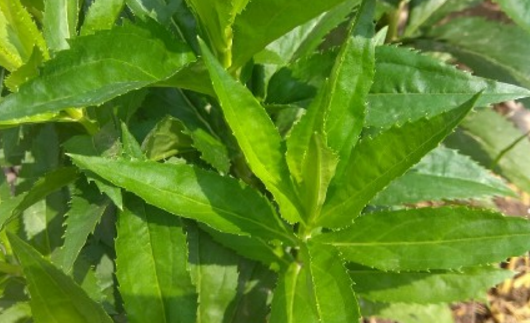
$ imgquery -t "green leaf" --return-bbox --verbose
[317,93,479,228]
[404,0,448,36]
[0,0,48,71]
[420,17,530,89]
[494,0,530,34]
[201,225,291,271]
[291,0,361,61]
[258,0,360,68]
[4,46,44,92]
[126,0,186,26]
[200,39,302,224]
[120,122,145,160]
[269,262,319,323]
[422,0,481,26]
[116,194,197,323]
[53,181,111,274]
[366,46,530,129]
[63,129,124,209]
[287,0,375,187]
[187,223,239,323]
[456,109,530,193]
[296,133,339,226]
[323,0,375,177]
[361,301,454,323]
[307,243,361,323]
[80,0,125,36]
[185,0,248,67]
[314,206,530,271]
[43,0,79,51]
[349,263,512,303]
[373,146,515,205]
[69,154,295,243]
[232,0,359,67]
[0,167,78,230]
[0,23,195,124]
[7,232,113,323]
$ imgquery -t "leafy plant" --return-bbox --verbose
[1,0,530,322]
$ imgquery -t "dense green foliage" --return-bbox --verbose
[1,0,530,322]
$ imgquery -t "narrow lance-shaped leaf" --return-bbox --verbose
[349,263,512,304]
[200,39,302,224]
[307,243,361,323]
[116,194,197,323]
[297,133,338,226]
[7,232,113,323]
[0,167,78,230]
[324,0,375,176]
[69,154,295,244]
[0,23,195,124]
[372,146,515,205]
[286,0,375,222]
[318,93,480,228]
[232,0,360,67]
[366,45,530,129]
[43,0,79,51]
[314,207,530,271]
[404,0,448,36]
[185,0,249,67]
[53,181,112,274]
[80,0,125,36]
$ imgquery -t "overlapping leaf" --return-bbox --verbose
[314,207,530,271]
[0,167,78,230]
[185,0,248,67]
[0,23,195,124]
[317,94,479,228]
[116,194,197,323]
[80,0,125,35]
[231,0,358,67]
[8,233,113,323]
[53,181,112,274]
[69,154,295,243]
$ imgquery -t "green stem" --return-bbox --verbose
[385,0,407,43]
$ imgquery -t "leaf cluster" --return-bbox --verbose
[0,0,530,322]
